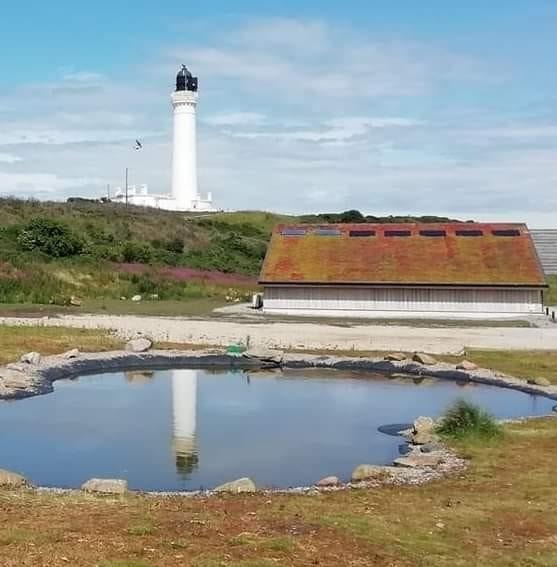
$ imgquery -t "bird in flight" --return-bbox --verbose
[134,139,143,150]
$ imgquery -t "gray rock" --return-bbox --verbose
[245,348,283,364]
[393,453,443,468]
[69,296,82,307]
[63,348,80,359]
[412,353,437,365]
[527,377,551,387]
[316,475,340,487]
[411,431,434,445]
[421,442,444,453]
[351,464,389,482]
[125,338,153,353]
[131,294,142,302]
[81,478,128,494]
[213,477,256,494]
[384,352,407,361]
[20,351,41,365]
[413,416,435,434]
[456,360,478,371]
[0,468,29,488]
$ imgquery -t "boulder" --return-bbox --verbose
[69,296,82,307]
[456,360,478,371]
[412,353,437,365]
[393,453,443,468]
[244,348,283,364]
[411,430,434,445]
[63,348,80,359]
[420,441,444,453]
[125,338,152,353]
[384,352,407,361]
[20,352,41,365]
[316,476,340,487]
[81,478,128,495]
[527,377,551,387]
[0,468,29,488]
[214,477,256,494]
[131,294,142,302]
[413,416,435,434]
[351,464,389,482]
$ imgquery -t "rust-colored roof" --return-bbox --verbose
[259,223,547,287]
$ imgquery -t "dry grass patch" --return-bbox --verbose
[0,325,122,365]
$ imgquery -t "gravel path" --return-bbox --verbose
[1,314,557,354]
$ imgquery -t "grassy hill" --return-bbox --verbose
[0,199,295,306]
[0,198,554,310]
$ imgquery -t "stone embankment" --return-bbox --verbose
[1,343,557,403]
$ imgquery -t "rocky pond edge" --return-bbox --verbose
[0,343,555,496]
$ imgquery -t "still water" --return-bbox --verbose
[0,368,553,490]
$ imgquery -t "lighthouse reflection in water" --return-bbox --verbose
[171,369,199,476]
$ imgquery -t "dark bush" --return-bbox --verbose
[121,241,152,263]
[17,218,83,257]
[437,399,502,440]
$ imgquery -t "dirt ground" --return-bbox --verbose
[0,418,556,567]
[1,313,557,355]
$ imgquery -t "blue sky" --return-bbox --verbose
[1,1,556,225]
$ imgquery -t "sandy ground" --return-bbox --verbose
[1,314,557,354]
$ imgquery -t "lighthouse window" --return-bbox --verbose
[281,228,306,236]
[492,229,521,237]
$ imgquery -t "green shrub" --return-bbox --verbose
[436,399,502,440]
[17,218,83,258]
[120,241,152,263]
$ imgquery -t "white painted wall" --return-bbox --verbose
[263,285,543,317]
[171,90,198,210]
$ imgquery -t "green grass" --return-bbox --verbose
[436,400,503,441]
[546,275,557,305]
[440,348,557,384]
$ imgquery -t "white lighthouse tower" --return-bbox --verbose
[170,65,214,211]
[111,65,215,211]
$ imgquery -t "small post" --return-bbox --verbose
[546,307,550,316]
[125,167,129,206]
[552,311,555,322]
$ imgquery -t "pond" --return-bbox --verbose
[0,368,554,491]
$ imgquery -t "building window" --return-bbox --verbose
[419,230,446,237]
[314,229,341,236]
[455,229,483,237]
[349,230,376,237]
[281,228,306,236]
[492,229,521,237]
[384,230,411,237]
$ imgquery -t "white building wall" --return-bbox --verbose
[263,286,543,317]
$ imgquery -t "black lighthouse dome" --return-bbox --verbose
[176,65,198,92]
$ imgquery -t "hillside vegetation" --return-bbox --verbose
[0,199,463,306]
[1,198,554,308]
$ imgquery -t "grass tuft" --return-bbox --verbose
[437,399,503,441]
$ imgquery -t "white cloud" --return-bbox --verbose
[0,153,22,164]
[0,17,554,227]
[204,112,266,127]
